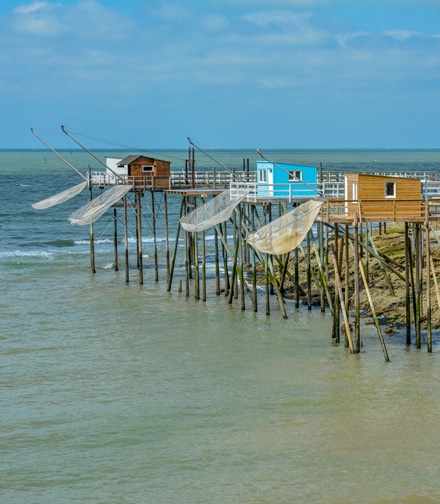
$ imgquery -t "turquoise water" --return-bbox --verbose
[2,149,440,503]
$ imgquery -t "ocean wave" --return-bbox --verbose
[23,239,77,248]
[0,250,55,259]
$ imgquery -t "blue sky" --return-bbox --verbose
[1,0,440,149]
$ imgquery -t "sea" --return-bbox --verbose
[2,148,440,504]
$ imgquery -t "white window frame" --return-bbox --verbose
[288,170,302,181]
[384,181,396,198]
[258,169,267,183]
[142,165,154,173]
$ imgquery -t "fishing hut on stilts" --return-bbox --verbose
[31,129,440,360]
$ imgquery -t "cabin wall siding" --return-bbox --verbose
[345,173,423,220]
[126,156,171,188]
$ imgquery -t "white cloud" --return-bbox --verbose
[2,0,440,148]
[12,1,62,36]
[383,29,420,41]
[13,1,55,15]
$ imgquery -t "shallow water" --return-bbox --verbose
[2,149,440,503]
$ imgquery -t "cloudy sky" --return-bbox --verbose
[1,0,440,149]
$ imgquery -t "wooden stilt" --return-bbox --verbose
[228,237,240,304]
[252,242,258,312]
[333,224,340,343]
[267,258,288,319]
[113,207,119,272]
[331,244,354,353]
[184,229,190,297]
[353,217,361,353]
[430,255,440,312]
[151,191,158,282]
[307,231,312,310]
[194,230,200,300]
[359,259,390,362]
[265,254,270,316]
[425,222,432,352]
[237,206,245,311]
[123,194,129,284]
[202,229,207,302]
[214,227,221,295]
[405,223,411,345]
[167,198,184,292]
[136,192,144,285]
[164,191,170,283]
[222,221,230,296]
[294,247,300,309]
[318,221,325,312]
[88,170,96,274]
[415,223,422,349]
[344,224,349,312]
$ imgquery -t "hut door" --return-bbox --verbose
[268,167,274,197]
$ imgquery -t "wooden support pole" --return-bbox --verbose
[353,217,361,353]
[184,229,189,297]
[113,207,119,272]
[415,223,422,349]
[228,236,240,304]
[136,192,144,285]
[222,221,230,296]
[202,229,207,302]
[430,255,440,312]
[252,243,258,312]
[251,204,258,312]
[167,198,184,292]
[88,168,96,274]
[318,221,325,312]
[123,195,129,284]
[307,231,312,310]
[425,222,432,352]
[332,224,340,343]
[405,223,411,345]
[344,224,350,312]
[214,227,221,295]
[359,259,390,362]
[294,247,300,309]
[238,206,245,311]
[265,254,270,316]
[267,258,288,319]
[164,191,170,283]
[194,230,200,300]
[331,244,354,353]
[151,191,158,282]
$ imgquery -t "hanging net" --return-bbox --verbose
[69,184,131,226]
[32,182,87,209]
[180,188,250,232]
[246,199,323,255]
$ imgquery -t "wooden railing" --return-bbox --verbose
[320,198,440,223]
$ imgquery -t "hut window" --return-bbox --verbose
[259,170,266,183]
[384,181,396,198]
[288,170,302,181]
[142,165,154,173]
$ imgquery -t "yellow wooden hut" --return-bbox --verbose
[344,173,423,222]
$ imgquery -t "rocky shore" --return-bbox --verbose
[280,223,440,332]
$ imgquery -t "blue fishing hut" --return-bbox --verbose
[256,161,319,200]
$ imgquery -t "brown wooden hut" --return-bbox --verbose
[344,173,423,222]
[118,155,171,189]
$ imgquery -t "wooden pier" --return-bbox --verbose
[70,155,440,359]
